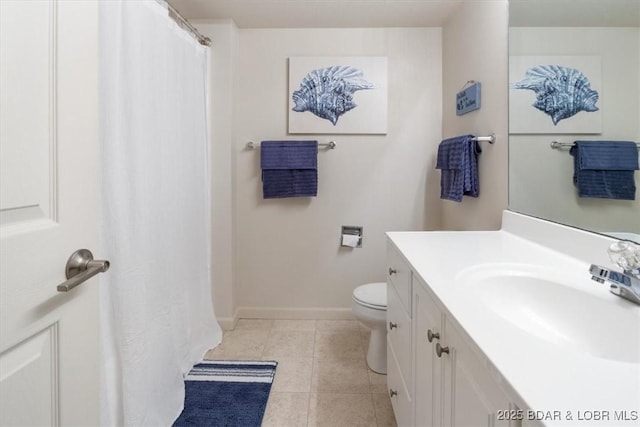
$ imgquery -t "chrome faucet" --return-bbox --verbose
[590,241,640,305]
[590,264,640,305]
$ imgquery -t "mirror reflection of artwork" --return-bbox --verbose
[509,56,602,134]
[288,56,388,134]
[514,65,599,125]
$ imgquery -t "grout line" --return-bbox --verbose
[261,323,273,360]
[370,392,380,427]
[306,323,318,427]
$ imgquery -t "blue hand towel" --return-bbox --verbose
[435,135,481,202]
[260,141,318,199]
[570,141,639,200]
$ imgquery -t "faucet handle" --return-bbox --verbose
[607,241,640,271]
[589,264,608,284]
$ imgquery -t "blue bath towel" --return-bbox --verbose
[570,141,639,200]
[435,135,481,202]
[260,141,318,199]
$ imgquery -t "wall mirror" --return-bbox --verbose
[508,0,640,242]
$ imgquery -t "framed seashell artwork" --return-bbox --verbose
[509,55,602,134]
[288,56,388,134]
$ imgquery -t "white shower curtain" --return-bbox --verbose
[99,1,222,425]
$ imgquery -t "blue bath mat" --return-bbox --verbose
[173,360,277,427]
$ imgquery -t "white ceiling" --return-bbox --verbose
[509,0,640,27]
[168,0,465,28]
[169,0,640,29]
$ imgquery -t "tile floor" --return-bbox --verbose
[204,319,398,427]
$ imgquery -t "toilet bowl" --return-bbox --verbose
[351,282,387,374]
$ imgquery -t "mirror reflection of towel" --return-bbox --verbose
[435,135,481,202]
[260,141,318,199]
[570,141,639,200]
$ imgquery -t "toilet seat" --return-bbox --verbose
[352,282,387,311]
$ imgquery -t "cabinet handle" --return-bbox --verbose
[427,329,439,342]
[388,267,397,276]
[436,343,450,357]
[389,389,398,398]
[389,321,398,330]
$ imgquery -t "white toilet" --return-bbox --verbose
[351,282,387,374]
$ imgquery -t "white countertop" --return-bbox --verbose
[387,211,640,427]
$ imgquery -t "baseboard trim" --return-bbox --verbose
[234,306,355,321]
[216,307,240,330]
[216,316,237,331]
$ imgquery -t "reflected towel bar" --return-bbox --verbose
[246,141,336,150]
[473,134,495,144]
[551,141,640,150]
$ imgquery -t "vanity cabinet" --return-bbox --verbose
[387,245,414,427]
[388,241,518,427]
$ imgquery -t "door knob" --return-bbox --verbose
[57,249,110,292]
[427,329,439,342]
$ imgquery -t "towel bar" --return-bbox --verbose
[246,141,336,150]
[472,134,495,144]
[551,141,640,150]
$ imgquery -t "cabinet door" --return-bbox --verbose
[441,318,511,427]
[388,284,413,392]
[388,341,414,427]
[414,280,443,427]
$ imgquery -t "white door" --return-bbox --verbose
[0,1,101,425]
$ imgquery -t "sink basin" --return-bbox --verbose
[456,264,640,364]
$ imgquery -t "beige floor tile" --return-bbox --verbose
[207,319,397,426]
[272,319,317,331]
[311,357,371,393]
[368,370,388,394]
[267,357,313,393]
[360,330,372,358]
[233,318,274,330]
[314,330,365,360]
[204,329,269,360]
[262,330,316,358]
[358,321,371,332]
[308,393,377,427]
[262,392,310,427]
[316,319,361,331]
[372,393,398,427]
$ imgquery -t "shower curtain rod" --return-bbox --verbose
[163,1,212,46]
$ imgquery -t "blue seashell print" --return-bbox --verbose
[513,65,599,125]
[292,65,375,125]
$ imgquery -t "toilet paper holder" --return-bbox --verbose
[341,226,363,248]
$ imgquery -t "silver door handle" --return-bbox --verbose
[57,249,110,292]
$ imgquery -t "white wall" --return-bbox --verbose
[509,27,640,234]
[233,28,442,318]
[441,0,509,230]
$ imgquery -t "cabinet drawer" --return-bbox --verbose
[387,340,413,427]
[387,244,412,315]
[387,284,413,392]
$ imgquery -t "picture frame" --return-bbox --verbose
[288,56,388,134]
